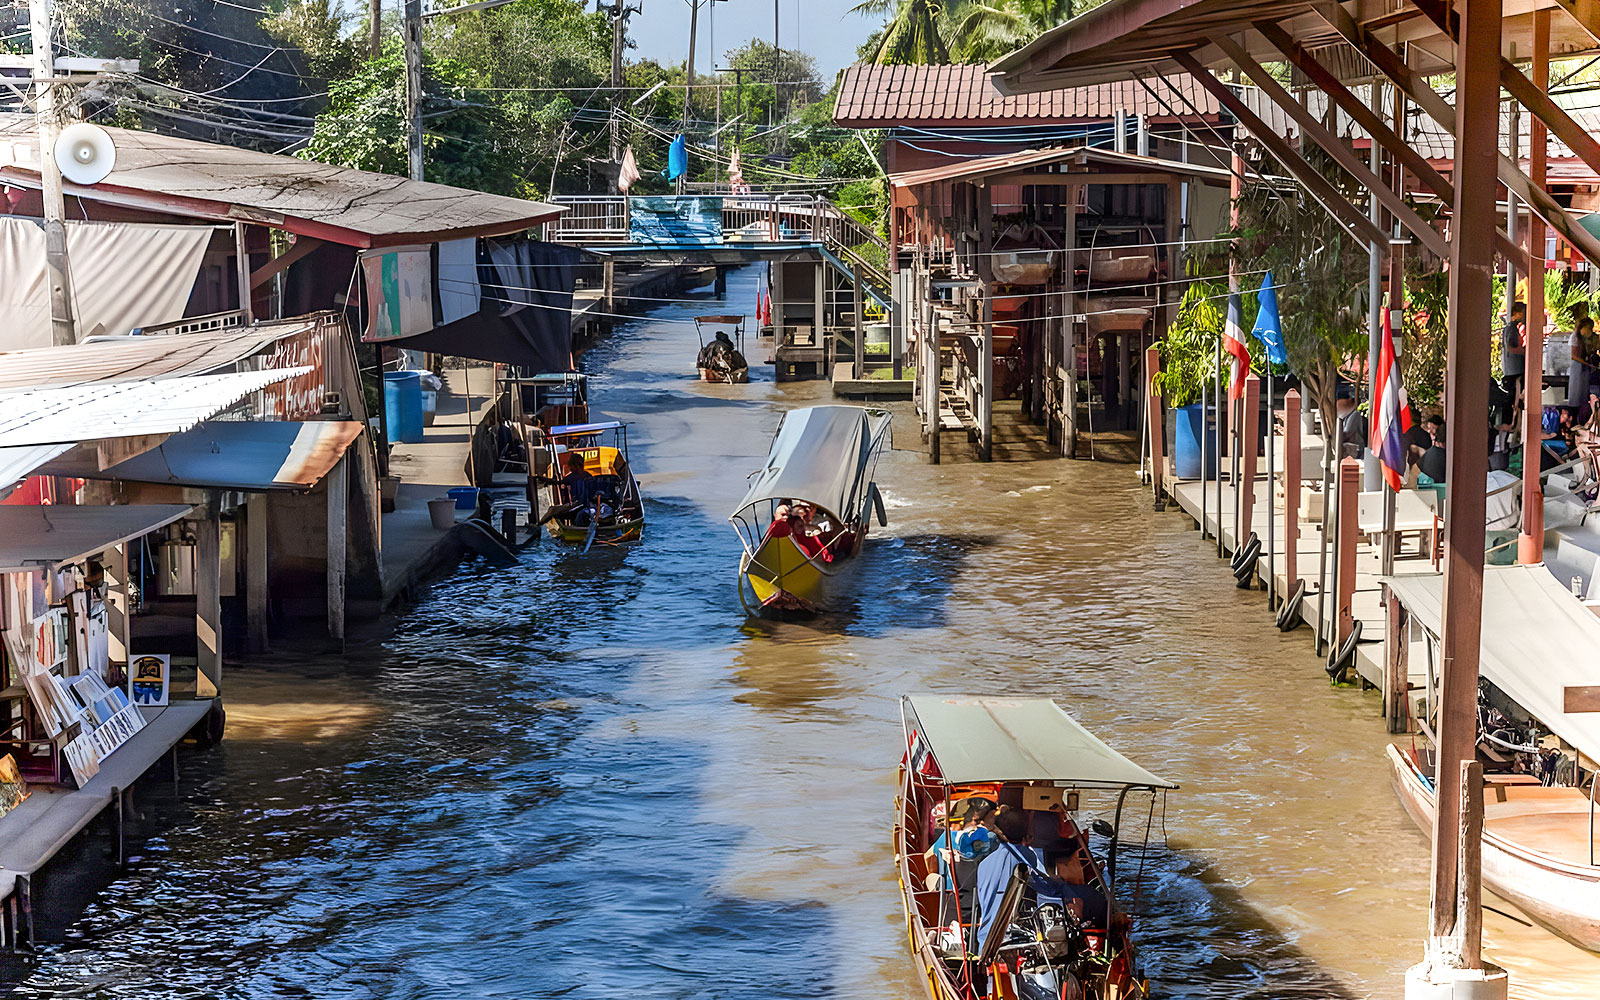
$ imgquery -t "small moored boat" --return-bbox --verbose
[541,421,644,550]
[730,405,891,613]
[897,696,1176,1000]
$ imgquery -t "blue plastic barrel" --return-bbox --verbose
[1173,402,1218,480]
[383,370,425,444]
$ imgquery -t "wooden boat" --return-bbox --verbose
[542,421,644,549]
[1388,743,1600,952]
[896,696,1176,1000]
[730,405,891,613]
[694,314,750,383]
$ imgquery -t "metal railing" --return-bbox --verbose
[546,193,887,259]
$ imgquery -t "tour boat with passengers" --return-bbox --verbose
[729,405,891,613]
[541,420,644,550]
[693,314,750,383]
[897,695,1176,1000]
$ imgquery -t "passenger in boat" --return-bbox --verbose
[788,502,833,562]
[973,806,1074,948]
[699,331,735,369]
[925,796,997,884]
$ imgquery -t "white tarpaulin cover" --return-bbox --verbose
[0,218,211,350]
[1385,566,1600,761]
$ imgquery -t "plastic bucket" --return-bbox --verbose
[428,497,456,530]
[1173,403,1218,480]
[447,486,479,511]
[383,371,425,443]
[421,389,439,426]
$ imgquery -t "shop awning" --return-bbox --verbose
[888,145,1233,190]
[0,367,311,449]
[40,420,364,490]
[0,503,191,573]
[1385,566,1600,763]
[0,321,312,391]
[905,695,1176,789]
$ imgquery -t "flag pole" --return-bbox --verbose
[1201,375,1211,539]
[1215,336,1225,558]
[1267,369,1276,608]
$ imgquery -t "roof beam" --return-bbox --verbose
[1313,1,1600,269]
[1172,50,1390,248]
[1550,0,1600,48]
[249,237,324,290]
[1207,30,1449,259]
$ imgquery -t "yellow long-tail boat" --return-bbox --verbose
[730,405,891,613]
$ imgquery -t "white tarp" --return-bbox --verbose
[0,218,212,349]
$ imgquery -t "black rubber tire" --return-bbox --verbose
[1276,580,1306,631]
[1327,619,1363,679]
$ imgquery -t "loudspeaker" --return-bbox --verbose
[54,123,117,185]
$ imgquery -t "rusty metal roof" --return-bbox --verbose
[0,504,193,574]
[0,114,563,249]
[41,419,364,491]
[989,0,1599,95]
[0,320,311,391]
[834,64,1221,127]
[888,145,1233,189]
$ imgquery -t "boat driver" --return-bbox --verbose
[536,451,597,525]
[699,331,735,369]
[973,806,1076,948]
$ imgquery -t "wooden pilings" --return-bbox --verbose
[1284,390,1302,598]
[1146,346,1165,503]
[1336,457,1360,645]
[1240,375,1261,548]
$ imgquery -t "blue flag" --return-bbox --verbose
[1251,270,1289,366]
[665,135,687,181]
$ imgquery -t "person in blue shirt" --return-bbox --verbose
[926,796,997,882]
[974,805,1076,950]
[537,451,597,525]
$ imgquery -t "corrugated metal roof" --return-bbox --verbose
[0,114,563,249]
[833,64,1221,127]
[0,321,311,391]
[60,419,364,490]
[0,503,192,574]
[0,367,310,448]
[0,443,72,492]
[889,145,1233,189]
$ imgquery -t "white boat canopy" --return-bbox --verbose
[731,405,891,519]
[1385,566,1600,763]
[905,695,1177,789]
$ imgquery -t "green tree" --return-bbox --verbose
[853,0,951,65]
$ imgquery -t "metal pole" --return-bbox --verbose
[1201,376,1211,538]
[1520,9,1551,565]
[1267,372,1276,606]
[30,0,76,346]
[404,0,424,182]
[1364,80,1384,492]
[683,0,698,129]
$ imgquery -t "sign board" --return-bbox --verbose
[361,246,434,342]
[130,653,170,707]
[0,754,27,820]
[259,324,328,419]
[628,196,724,246]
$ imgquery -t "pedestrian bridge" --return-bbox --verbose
[546,194,888,298]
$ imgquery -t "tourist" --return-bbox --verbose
[1571,317,1597,408]
[1334,385,1366,460]
[1500,301,1527,431]
[1419,420,1447,486]
[1048,852,1110,927]
[926,796,998,883]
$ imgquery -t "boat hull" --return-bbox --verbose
[740,531,861,612]
[548,516,644,546]
[1387,744,1600,952]
[699,367,749,384]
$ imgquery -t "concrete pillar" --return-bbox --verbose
[194,508,222,699]
[853,263,866,380]
[603,258,616,312]
[1285,390,1302,597]
[977,184,994,461]
[814,261,825,363]
[1336,457,1360,645]
[327,456,347,643]
[891,268,904,381]
[1146,345,1165,500]
[1240,374,1261,547]
[246,494,269,653]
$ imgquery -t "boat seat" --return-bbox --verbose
[938,857,981,932]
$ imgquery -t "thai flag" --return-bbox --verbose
[1370,299,1412,490]
[1223,290,1251,400]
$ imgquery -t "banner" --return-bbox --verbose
[629,196,724,246]
[361,246,435,342]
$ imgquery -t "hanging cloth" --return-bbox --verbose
[618,146,642,194]
[665,135,688,181]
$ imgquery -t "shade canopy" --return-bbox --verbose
[905,695,1176,789]
[550,421,624,438]
[1385,566,1600,764]
[731,405,892,519]
[0,504,191,573]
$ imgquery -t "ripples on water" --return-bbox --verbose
[11,266,1593,1000]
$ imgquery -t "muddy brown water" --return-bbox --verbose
[7,266,1598,999]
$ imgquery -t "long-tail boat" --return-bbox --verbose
[897,695,1176,1000]
[729,405,890,613]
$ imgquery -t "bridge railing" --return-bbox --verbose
[547,194,885,255]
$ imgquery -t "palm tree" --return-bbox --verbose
[946,0,1073,63]
[852,0,952,65]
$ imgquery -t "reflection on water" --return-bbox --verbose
[7,265,1596,999]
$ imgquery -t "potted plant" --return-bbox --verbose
[1155,275,1224,478]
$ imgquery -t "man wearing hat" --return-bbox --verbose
[923,796,998,888]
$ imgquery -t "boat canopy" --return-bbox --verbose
[694,315,745,324]
[1385,566,1600,763]
[732,405,891,519]
[905,695,1177,789]
[549,420,624,438]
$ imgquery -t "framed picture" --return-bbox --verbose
[130,654,169,707]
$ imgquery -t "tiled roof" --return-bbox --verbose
[832,64,1222,128]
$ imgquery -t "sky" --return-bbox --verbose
[626,0,878,83]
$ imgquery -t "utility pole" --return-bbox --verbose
[30,0,75,346]
[599,0,639,163]
[404,0,423,181]
[683,0,698,129]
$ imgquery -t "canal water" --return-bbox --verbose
[9,265,1600,999]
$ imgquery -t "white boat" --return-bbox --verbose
[1388,743,1600,951]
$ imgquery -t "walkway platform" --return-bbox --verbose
[0,699,213,942]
